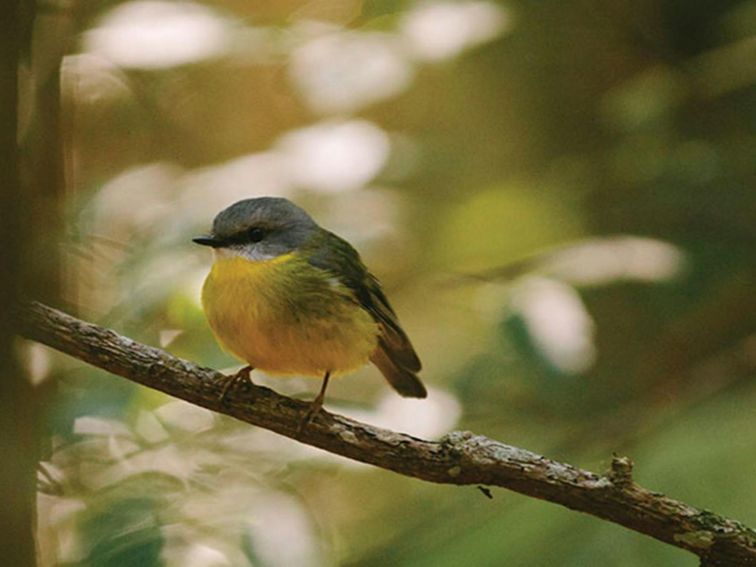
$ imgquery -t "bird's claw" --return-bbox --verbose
[219,366,253,404]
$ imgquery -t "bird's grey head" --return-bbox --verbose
[193,197,319,261]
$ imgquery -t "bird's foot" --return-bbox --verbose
[298,397,324,435]
[219,366,254,404]
[297,371,331,434]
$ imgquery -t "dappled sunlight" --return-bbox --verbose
[288,2,510,113]
[276,120,391,193]
[154,401,216,434]
[289,27,414,114]
[400,0,511,62]
[17,340,53,386]
[162,542,231,567]
[180,153,292,217]
[543,236,686,285]
[84,1,231,69]
[179,119,391,209]
[61,54,133,106]
[511,277,596,375]
[245,492,322,567]
[91,163,184,237]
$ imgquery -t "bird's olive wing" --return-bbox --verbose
[307,231,422,372]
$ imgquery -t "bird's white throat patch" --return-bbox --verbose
[213,246,279,262]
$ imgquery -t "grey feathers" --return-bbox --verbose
[209,197,319,259]
[212,197,317,238]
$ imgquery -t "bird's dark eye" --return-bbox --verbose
[247,227,266,243]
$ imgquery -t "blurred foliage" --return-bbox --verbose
[28,0,756,565]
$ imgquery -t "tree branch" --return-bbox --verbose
[17,301,756,566]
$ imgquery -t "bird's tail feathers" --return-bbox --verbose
[370,346,427,398]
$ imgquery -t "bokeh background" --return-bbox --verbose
[24,0,756,565]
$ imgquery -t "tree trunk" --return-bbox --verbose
[0,1,38,564]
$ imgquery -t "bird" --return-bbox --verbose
[193,197,426,426]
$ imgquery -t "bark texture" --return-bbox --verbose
[17,301,756,566]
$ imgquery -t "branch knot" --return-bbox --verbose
[607,455,634,488]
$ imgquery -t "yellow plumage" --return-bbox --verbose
[195,197,426,403]
[201,253,380,377]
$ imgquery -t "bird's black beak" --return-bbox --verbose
[192,235,224,248]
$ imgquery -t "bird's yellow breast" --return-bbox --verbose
[201,253,379,377]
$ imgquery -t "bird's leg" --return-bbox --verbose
[299,371,331,433]
[219,365,254,404]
